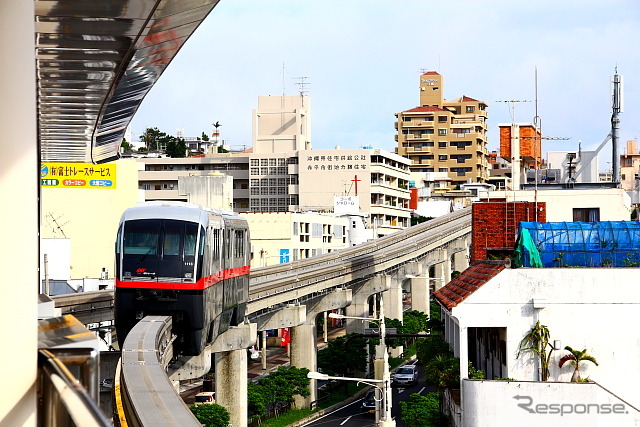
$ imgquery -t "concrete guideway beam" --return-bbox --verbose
[346,275,391,335]
[254,304,307,331]
[253,305,307,371]
[291,288,352,408]
[168,323,257,382]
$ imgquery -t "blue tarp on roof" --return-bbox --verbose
[515,221,640,267]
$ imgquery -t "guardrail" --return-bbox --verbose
[38,349,111,427]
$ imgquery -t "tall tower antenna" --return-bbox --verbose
[611,67,623,185]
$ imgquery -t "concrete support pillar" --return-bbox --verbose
[346,275,390,335]
[210,323,256,427]
[410,276,429,315]
[1,2,38,425]
[382,274,403,357]
[290,288,351,409]
[215,350,247,427]
[290,323,317,408]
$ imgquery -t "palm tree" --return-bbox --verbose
[558,346,598,382]
[517,321,553,381]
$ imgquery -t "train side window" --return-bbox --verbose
[198,226,206,256]
[235,230,244,258]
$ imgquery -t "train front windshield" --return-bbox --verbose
[120,219,202,281]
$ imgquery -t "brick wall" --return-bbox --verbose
[471,201,546,261]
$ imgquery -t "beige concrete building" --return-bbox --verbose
[252,95,311,153]
[621,140,640,191]
[136,147,411,236]
[396,72,489,186]
[245,212,349,268]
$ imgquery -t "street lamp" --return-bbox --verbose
[326,302,395,427]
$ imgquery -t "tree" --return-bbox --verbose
[247,381,267,421]
[140,127,164,151]
[201,132,210,141]
[517,321,554,381]
[257,365,310,408]
[416,335,451,366]
[120,137,133,153]
[189,403,230,427]
[424,354,459,389]
[400,392,443,427]
[558,346,598,382]
[165,136,187,158]
[317,334,368,377]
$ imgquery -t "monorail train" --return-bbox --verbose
[114,201,250,356]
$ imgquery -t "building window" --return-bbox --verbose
[573,208,600,222]
[439,168,448,172]
[403,116,411,121]
[250,168,259,175]
[250,159,259,166]
[466,106,475,113]
[438,142,447,148]
[260,159,268,166]
[439,155,448,161]
[424,116,434,121]
[438,129,447,135]
[251,179,259,186]
[438,116,448,123]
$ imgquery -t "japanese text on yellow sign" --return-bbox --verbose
[41,162,117,189]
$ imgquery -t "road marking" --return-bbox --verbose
[340,416,352,425]
[418,386,426,394]
[398,388,406,394]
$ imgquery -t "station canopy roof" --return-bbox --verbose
[35,0,220,163]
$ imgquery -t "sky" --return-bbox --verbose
[131,0,640,172]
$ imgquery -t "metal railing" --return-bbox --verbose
[38,349,111,427]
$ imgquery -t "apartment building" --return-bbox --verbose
[395,72,489,186]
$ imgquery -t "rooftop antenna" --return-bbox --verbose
[611,67,623,185]
[46,212,68,238]
[293,76,309,106]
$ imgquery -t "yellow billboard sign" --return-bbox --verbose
[41,162,117,189]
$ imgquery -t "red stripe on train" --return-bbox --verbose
[115,265,250,290]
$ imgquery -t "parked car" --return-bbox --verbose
[361,390,377,414]
[194,391,216,405]
[392,364,418,386]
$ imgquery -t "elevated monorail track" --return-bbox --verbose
[116,316,200,427]
[89,211,471,424]
[247,208,472,314]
